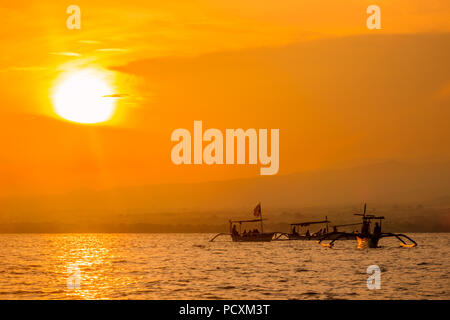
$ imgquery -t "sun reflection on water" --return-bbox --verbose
[0,233,447,299]
[57,235,112,299]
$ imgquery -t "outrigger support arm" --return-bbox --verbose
[272,232,290,240]
[209,233,231,242]
[380,232,418,247]
[316,232,350,248]
[316,232,418,248]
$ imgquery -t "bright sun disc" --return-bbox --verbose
[52,69,116,124]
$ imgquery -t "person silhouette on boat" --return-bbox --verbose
[292,226,298,235]
[254,228,259,234]
[361,220,370,237]
[333,226,338,232]
[374,222,381,237]
[232,225,238,236]
[305,229,310,237]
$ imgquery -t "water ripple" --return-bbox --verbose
[0,233,447,299]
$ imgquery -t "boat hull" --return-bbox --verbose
[288,232,356,241]
[356,235,380,248]
[232,233,274,242]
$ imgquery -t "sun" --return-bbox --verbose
[52,68,117,124]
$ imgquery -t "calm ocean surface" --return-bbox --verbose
[0,233,448,300]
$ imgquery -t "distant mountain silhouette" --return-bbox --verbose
[4,160,448,211]
[94,161,450,210]
[1,161,449,232]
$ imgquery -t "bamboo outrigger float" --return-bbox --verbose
[209,203,275,242]
[317,204,418,248]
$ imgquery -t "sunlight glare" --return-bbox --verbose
[52,68,116,124]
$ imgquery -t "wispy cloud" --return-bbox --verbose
[102,93,129,98]
[78,40,102,45]
[96,48,128,53]
[0,66,47,72]
[50,52,82,57]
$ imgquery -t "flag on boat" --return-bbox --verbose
[253,203,261,217]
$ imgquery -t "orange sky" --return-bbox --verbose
[0,0,450,196]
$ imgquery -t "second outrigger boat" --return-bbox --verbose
[286,218,331,240]
[273,217,356,241]
[273,216,355,241]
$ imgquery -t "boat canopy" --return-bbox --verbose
[354,214,385,220]
[332,222,362,227]
[290,220,330,227]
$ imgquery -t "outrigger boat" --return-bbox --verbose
[210,203,275,242]
[286,217,331,240]
[317,204,418,248]
[273,217,356,241]
[325,222,361,240]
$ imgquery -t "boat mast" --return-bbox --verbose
[260,202,264,233]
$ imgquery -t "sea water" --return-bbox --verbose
[0,233,448,299]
